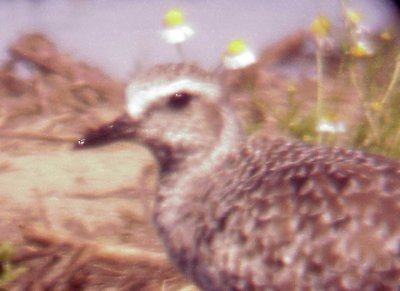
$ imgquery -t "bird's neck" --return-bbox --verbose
[159,105,243,188]
[153,106,243,261]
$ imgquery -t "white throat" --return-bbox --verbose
[205,105,243,170]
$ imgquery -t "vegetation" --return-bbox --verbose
[235,2,400,157]
[0,242,25,289]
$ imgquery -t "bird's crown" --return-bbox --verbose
[125,63,222,119]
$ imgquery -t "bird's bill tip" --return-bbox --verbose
[74,113,136,149]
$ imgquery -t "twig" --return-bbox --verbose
[34,190,53,230]
[0,131,77,143]
[22,226,170,268]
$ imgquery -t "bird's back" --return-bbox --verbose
[174,136,400,291]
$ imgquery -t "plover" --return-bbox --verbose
[76,63,400,290]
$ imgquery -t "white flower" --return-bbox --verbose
[316,119,346,133]
[223,39,256,70]
[162,25,194,44]
[161,8,194,44]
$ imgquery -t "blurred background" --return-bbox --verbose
[0,1,399,290]
[0,0,398,80]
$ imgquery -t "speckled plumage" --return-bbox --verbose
[77,63,400,291]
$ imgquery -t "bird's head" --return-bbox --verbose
[76,63,242,172]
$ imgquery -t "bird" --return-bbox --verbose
[76,63,400,291]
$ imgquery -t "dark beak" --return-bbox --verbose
[74,113,137,149]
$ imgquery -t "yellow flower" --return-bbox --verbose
[287,82,297,95]
[164,8,185,27]
[345,9,362,25]
[227,39,247,55]
[350,40,373,58]
[380,30,392,41]
[370,101,383,112]
[310,16,331,38]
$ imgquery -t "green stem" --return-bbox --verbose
[316,45,324,144]
[175,43,186,62]
[391,124,400,153]
[381,52,400,104]
[350,65,379,143]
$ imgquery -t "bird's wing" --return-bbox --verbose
[204,138,400,290]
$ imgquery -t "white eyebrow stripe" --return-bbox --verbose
[126,78,220,118]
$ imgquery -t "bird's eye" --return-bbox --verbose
[167,92,192,109]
